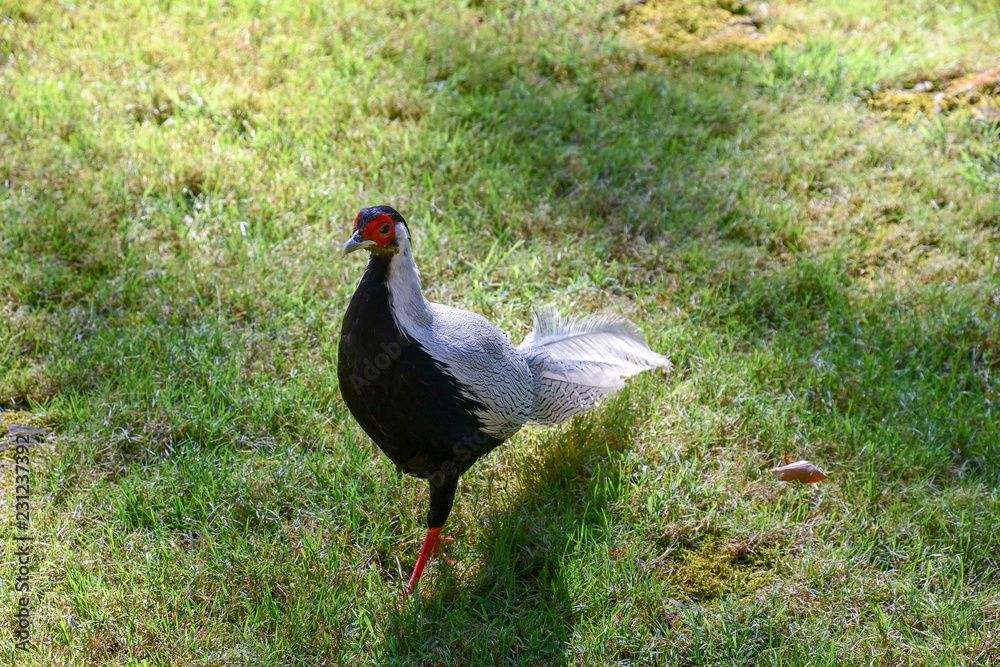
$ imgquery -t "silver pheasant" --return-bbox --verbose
[338,205,671,593]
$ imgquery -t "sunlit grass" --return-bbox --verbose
[1,0,999,663]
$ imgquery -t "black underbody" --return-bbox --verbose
[338,253,505,528]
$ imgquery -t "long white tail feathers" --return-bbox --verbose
[518,308,671,426]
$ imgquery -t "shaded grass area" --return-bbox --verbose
[1,0,999,663]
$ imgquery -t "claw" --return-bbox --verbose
[433,535,456,566]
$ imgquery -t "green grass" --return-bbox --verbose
[2,0,1000,663]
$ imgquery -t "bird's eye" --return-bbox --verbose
[379,224,391,235]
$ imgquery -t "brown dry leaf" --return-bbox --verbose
[770,460,828,484]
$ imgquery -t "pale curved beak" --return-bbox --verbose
[342,231,376,257]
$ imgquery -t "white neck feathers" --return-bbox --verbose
[385,222,432,333]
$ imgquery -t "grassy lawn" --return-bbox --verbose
[2,0,1000,663]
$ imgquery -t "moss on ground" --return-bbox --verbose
[0,409,46,431]
[622,0,791,58]
[667,540,777,599]
[865,68,1000,123]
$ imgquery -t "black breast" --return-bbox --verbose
[337,254,504,481]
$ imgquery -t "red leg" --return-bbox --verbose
[405,527,442,595]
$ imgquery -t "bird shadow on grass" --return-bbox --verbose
[381,387,654,665]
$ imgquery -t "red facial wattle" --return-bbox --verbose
[362,214,396,246]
